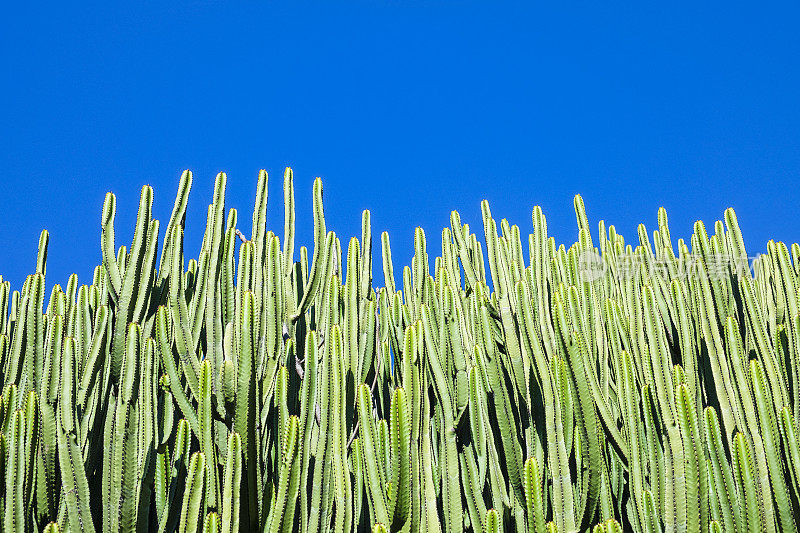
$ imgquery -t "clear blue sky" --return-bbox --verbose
[2,2,800,291]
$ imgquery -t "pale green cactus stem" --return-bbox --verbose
[420,303,462,533]
[5,409,27,532]
[778,407,800,505]
[167,225,201,399]
[282,418,304,533]
[484,508,501,533]
[307,322,343,532]
[105,185,157,383]
[460,438,488,533]
[56,338,94,533]
[388,387,411,531]
[282,167,295,281]
[553,289,602,529]
[740,275,790,411]
[275,365,289,481]
[733,432,763,533]
[360,209,373,301]
[376,233,395,306]
[107,323,144,533]
[201,172,228,379]
[203,512,220,533]
[749,359,796,531]
[155,306,199,434]
[723,315,774,524]
[221,432,242,533]
[401,325,423,531]
[523,456,546,533]
[411,227,428,311]
[179,452,206,533]
[76,305,108,411]
[292,177,326,322]
[35,229,49,278]
[266,415,300,533]
[197,360,220,512]
[234,290,259,531]
[345,237,361,407]
[250,170,267,316]
[704,406,741,533]
[100,191,123,302]
[154,444,170,526]
[357,383,389,526]
[676,383,704,533]
[298,331,318,533]
[158,170,193,281]
[38,312,62,523]
[640,490,658,533]
[42,522,60,533]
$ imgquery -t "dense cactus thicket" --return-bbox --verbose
[1,169,800,533]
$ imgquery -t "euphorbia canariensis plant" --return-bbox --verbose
[0,168,798,532]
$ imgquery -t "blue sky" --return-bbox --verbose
[2,2,799,291]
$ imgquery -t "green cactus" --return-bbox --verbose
[266,415,300,533]
[3,169,800,532]
[180,452,206,533]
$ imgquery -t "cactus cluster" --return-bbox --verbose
[1,168,799,532]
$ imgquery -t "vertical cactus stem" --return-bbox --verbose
[234,290,258,531]
[676,383,703,533]
[450,210,479,292]
[389,387,411,530]
[118,185,153,312]
[155,306,200,434]
[267,415,300,533]
[221,432,242,533]
[733,432,762,533]
[523,457,546,533]
[168,225,201,398]
[360,210,373,301]
[101,192,123,301]
[203,512,220,533]
[484,508,501,533]
[704,407,741,533]
[36,229,49,276]
[750,359,796,531]
[159,170,193,280]
[250,169,266,247]
[57,337,95,533]
[275,365,290,477]
[198,360,219,512]
[778,407,800,506]
[573,194,593,249]
[291,177,326,322]
[180,452,206,533]
[283,167,295,281]
[381,231,397,296]
[358,383,390,525]
[4,409,25,532]
[298,331,318,533]
[723,207,749,276]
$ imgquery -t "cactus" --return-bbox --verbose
[2,169,800,532]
